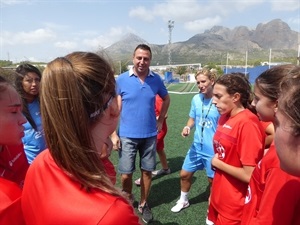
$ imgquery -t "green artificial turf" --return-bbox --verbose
[110,92,211,224]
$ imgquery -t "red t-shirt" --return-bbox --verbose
[155,95,167,150]
[260,121,271,131]
[0,178,25,225]
[241,142,300,225]
[22,150,140,225]
[0,144,29,188]
[210,109,265,221]
[101,158,116,185]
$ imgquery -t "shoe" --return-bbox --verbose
[171,200,190,212]
[206,217,214,225]
[138,202,153,224]
[134,178,141,186]
[152,168,171,176]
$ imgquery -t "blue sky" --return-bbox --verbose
[1,0,299,63]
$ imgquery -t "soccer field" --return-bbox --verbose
[110,93,211,225]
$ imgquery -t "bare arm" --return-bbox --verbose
[264,123,274,150]
[111,95,122,150]
[157,94,170,132]
[212,154,255,183]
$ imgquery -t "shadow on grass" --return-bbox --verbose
[151,177,182,207]
[151,221,180,225]
[149,156,210,209]
[189,183,210,205]
[152,155,185,179]
[166,156,185,173]
[150,176,210,208]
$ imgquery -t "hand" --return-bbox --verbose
[100,137,112,158]
[181,126,190,137]
[156,120,163,133]
[211,153,220,169]
[110,132,121,151]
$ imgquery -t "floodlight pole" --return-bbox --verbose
[168,20,174,67]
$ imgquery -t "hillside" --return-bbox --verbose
[104,19,299,65]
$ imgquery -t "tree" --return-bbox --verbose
[0,68,16,84]
[113,60,129,75]
[175,66,187,80]
[203,63,224,77]
[0,60,13,67]
[253,60,261,67]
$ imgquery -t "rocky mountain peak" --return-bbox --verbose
[105,19,299,65]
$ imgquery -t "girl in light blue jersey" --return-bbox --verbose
[171,68,220,225]
[15,64,46,164]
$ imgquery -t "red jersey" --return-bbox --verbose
[0,144,29,188]
[101,158,116,185]
[155,95,162,117]
[155,95,167,150]
[22,150,140,225]
[260,121,271,131]
[0,178,25,225]
[241,142,300,225]
[210,109,265,221]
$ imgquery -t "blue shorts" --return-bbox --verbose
[118,136,157,174]
[182,143,215,178]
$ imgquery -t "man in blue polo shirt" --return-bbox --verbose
[111,44,170,224]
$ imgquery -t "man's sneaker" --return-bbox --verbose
[152,168,171,176]
[138,202,153,223]
[134,178,141,186]
[171,200,189,213]
[206,217,214,225]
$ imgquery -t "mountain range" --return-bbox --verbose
[104,19,299,65]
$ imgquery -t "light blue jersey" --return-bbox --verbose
[189,93,219,152]
[182,93,220,176]
[23,99,46,164]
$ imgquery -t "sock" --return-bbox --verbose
[179,191,189,202]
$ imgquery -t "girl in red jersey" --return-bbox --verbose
[208,73,265,225]
[0,76,28,225]
[275,66,300,177]
[21,52,141,225]
[241,65,300,225]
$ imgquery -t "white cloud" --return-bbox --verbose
[127,0,265,32]
[128,0,265,23]
[1,28,56,45]
[184,16,222,32]
[82,26,136,49]
[129,6,155,22]
[54,41,77,50]
[132,0,205,22]
[0,0,30,6]
[289,17,300,25]
[43,22,69,30]
[232,0,264,11]
[2,0,299,63]
[152,1,198,21]
[271,0,300,11]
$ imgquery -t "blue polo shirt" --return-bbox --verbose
[116,68,168,138]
